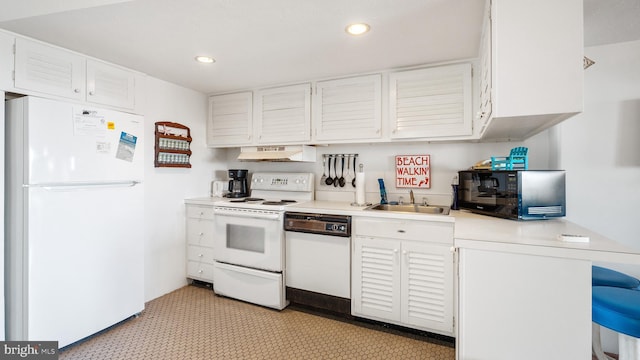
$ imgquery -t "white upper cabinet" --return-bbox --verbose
[86,60,135,110]
[207,92,253,147]
[476,2,492,131]
[313,75,382,142]
[14,37,85,101]
[12,36,142,112]
[480,0,583,140]
[389,63,472,139]
[0,31,15,90]
[255,83,311,145]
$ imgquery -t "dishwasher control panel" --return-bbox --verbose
[283,212,351,237]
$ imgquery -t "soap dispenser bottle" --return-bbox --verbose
[377,178,388,205]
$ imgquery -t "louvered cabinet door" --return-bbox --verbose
[207,92,253,147]
[255,83,311,145]
[389,63,472,139]
[352,236,401,323]
[14,37,85,101]
[314,75,382,142]
[86,60,135,110]
[401,241,454,334]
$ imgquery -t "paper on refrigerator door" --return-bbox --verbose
[73,108,107,137]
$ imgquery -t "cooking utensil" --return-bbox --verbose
[345,155,352,186]
[338,156,346,187]
[333,156,339,187]
[320,155,327,184]
[352,156,357,187]
[325,155,334,186]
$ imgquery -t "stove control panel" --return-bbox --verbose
[252,172,314,192]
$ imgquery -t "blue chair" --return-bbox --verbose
[593,265,640,289]
[491,146,528,170]
[592,286,640,360]
[592,266,640,360]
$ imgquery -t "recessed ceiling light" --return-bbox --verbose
[345,23,370,36]
[195,56,215,64]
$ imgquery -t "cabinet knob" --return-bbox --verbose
[397,229,406,233]
[89,91,95,96]
[198,269,203,273]
[74,88,81,93]
[199,232,204,236]
[198,253,203,257]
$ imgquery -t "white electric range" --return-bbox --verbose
[212,172,314,310]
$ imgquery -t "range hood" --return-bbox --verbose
[237,145,316,162]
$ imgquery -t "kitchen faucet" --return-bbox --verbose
[409,190,415,204]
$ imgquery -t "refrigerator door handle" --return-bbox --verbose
[26,181,142,191]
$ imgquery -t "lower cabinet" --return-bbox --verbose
[352,217,455,336]
[185,204,215,283]
[456,247,591,360]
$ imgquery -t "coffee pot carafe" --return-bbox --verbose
[227,169,249,198]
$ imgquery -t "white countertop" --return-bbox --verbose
[184,197,640,263]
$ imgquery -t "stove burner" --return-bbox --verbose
[262,200,297,206]
[228,197,264,203]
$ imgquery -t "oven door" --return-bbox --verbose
[213,206,284,272]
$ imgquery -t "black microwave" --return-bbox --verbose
[457,170,566,220]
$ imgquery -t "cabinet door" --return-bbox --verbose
[255,83,311,144]
[401,241,454,335]
[476,0,492,132]
[481,0,583,140]
[86,60,135,110]
[389,63,472,139]
[457,248,591,360]
[14,38,85,100]
[352,236,401,322]
[207,92,253,147]
[314,75,382,142]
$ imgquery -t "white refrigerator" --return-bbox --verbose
[5,96,145,348]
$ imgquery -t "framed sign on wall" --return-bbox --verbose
[395,154,430,188]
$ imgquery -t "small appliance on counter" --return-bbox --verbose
[457,170,566,220]
[226,169,249,198]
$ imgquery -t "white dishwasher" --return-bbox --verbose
[284,212,351,310]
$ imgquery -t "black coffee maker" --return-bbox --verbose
[227,169,249,198]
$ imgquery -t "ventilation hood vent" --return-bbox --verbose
[237,145,316,162]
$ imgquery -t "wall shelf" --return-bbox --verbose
[154,121,192,168]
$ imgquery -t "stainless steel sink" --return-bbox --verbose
[365,204,450,215]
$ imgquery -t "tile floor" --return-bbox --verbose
[59,284,455,359]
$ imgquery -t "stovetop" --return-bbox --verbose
[214,196,306,211]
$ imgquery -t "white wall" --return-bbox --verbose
[143,78,226,302]
[557,39,640,353]
[559,40,640,252]
[224,131,552,207]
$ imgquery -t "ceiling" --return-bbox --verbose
[0,0,639,95]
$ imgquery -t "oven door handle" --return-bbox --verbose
[214,207,281,220]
